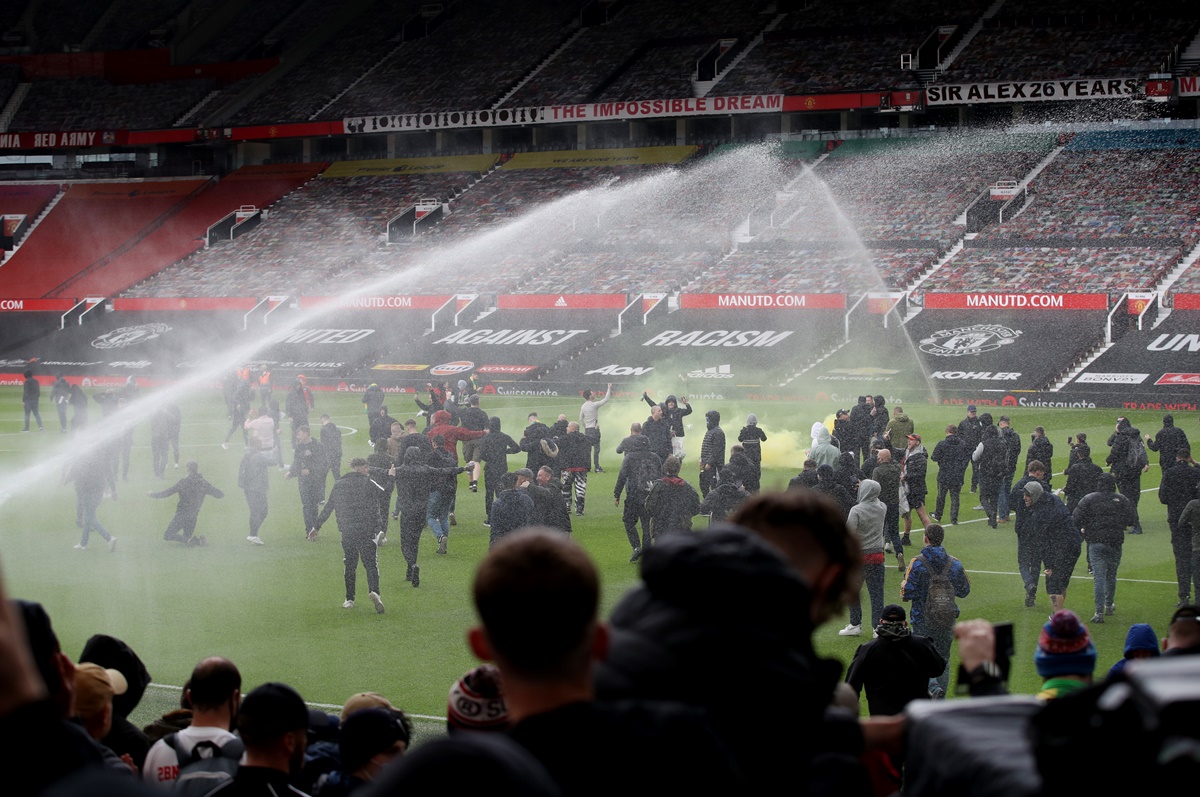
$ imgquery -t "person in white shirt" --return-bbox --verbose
[579,383,612,473]
[143,657,241,787]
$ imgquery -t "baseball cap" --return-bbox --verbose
[340,708,410,773]
[1024,481,1044,500]
[967,405,977,412]
[74,663,128,720]
[880,604,906,623]
[906,433,921,443]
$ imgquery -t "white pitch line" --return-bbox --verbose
[146,682,446,722]
[964,569,1179,585]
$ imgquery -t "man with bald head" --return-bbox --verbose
[872,447,904,568]
[143,656,243,787]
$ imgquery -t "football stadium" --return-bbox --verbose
[2,0,1200,792]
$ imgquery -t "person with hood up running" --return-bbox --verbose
[478,416,521,526]
[645,454,701,535]
[839,479,887,637]
[1106,416,1148,534]
[148,461,224,546]
[642,392,693,460]
[698,410,726,498]
[809,422,840,468]
[1146,414,1189,471]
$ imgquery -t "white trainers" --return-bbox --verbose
[884,542,894,553]
[369,592,385,614]
[221,442,229,450]
[374,531,386,547]
[73,543,87,550]
[342,600,354,609]
[107,536,117,553]
[247,536,265,545]
[838,624,862,636]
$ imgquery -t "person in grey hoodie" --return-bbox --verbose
[809,422,841,468]
[840,479,887,637]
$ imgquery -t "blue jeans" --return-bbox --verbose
[997,473,1015,520]
[79,495,112,547]
[912,621,954,697]
[1089,542,1122,612]
[426,491,451,540]
[849,563,885,629]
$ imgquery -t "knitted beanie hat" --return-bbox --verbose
[1035,610,1096,678]
[447,664,509,733]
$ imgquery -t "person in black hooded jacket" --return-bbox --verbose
[699,470,749,523]
[614,436,662,561]
[1106,417,1146,534]
[393,446,467,585]
[78,634,153,770]
[645,454,701,535]
[1146,413,1189,471]
[596,490,873,797]
[147,461,224,545]
[699,410,725,498]
[641,404,673,463]
[519,413,558,477]
[478,416,521,525]
[643,392,693,458]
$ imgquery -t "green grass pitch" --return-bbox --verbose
[0,387,1189,737]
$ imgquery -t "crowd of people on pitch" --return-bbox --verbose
[16,370,186,552]
[7,484,1200,797]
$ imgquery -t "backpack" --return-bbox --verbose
[917,554,959,629]
[1125,435,1148,472]
[629,455,661,495]
[166,733,244,796]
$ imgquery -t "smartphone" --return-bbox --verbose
[956,621,1013,694]
[993,621,1014,682]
